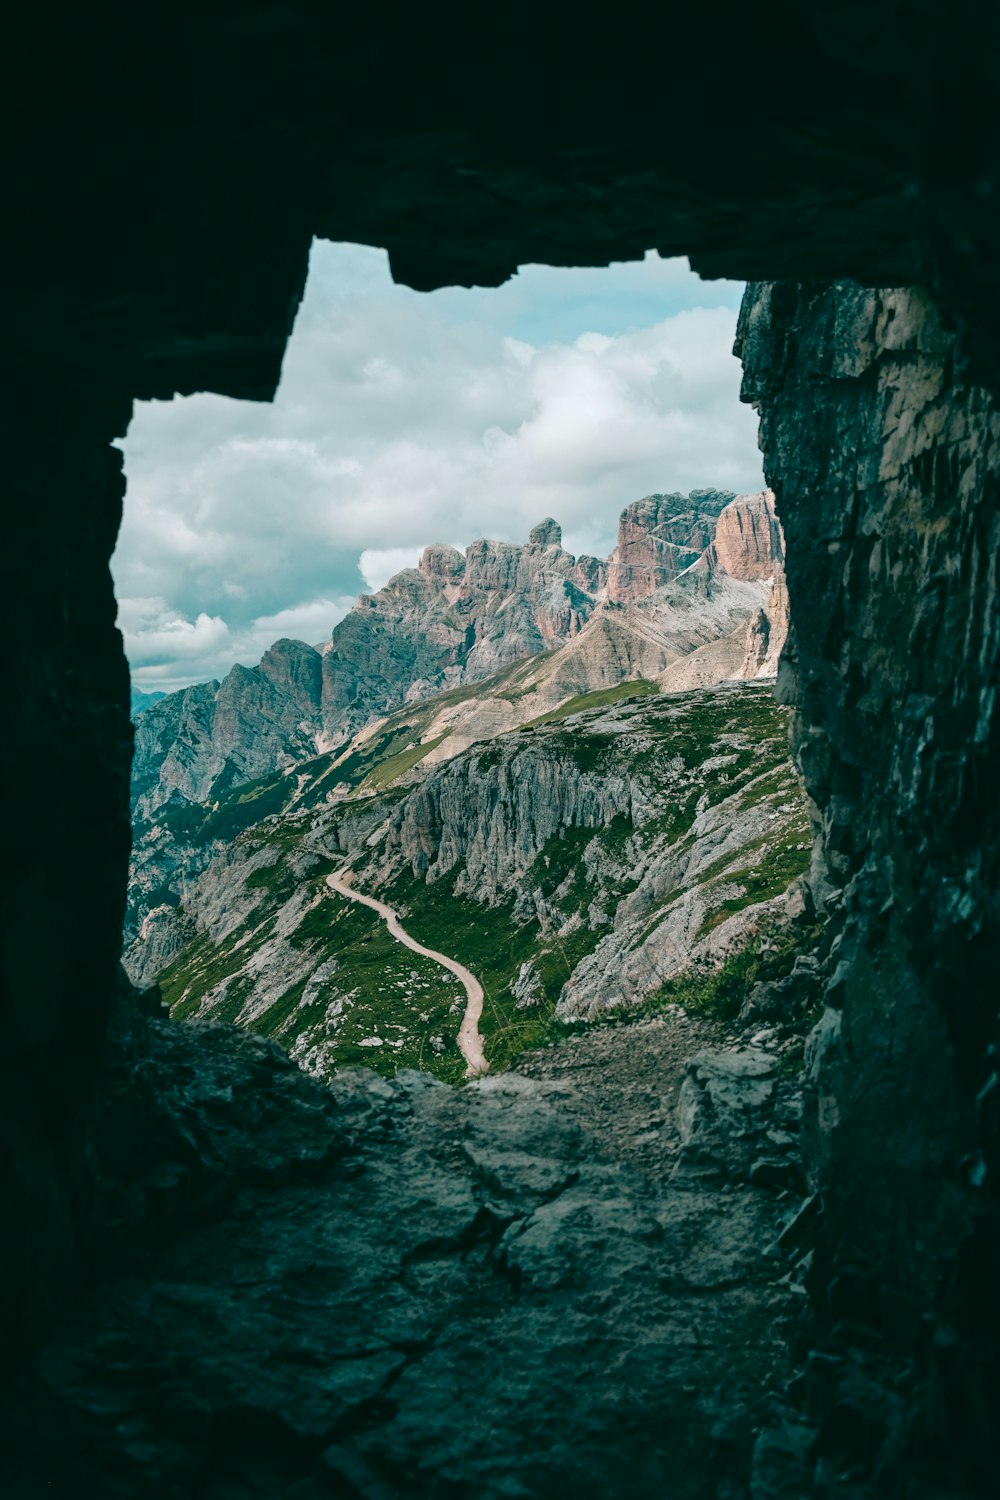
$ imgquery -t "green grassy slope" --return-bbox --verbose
[155,681,811,1083]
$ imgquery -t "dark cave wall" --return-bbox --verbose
[0,12,998,1472]
[0,381,134,1343]
[738,280,1000,1480]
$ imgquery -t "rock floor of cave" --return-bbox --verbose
[6,1014,804,1499]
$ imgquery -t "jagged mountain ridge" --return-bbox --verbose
[125,488,788,953]
[129,685,166,717]
[131,488,778,823]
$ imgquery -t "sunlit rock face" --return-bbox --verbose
[605,491,733,603]
[738,278,1000,1486]
[710,490,783,583]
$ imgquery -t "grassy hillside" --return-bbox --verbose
[155,681,811,1083]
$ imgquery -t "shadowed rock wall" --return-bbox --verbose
[2,10,999,1477]
[1,378,134,1341]
[738,281,1000,1489]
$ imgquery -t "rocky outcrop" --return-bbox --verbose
[529,516,562,547]
[737,278,1000,1492]
[315,529,600,742]
[131,639,323,820]
[709,489,783,582]
[738,573,790,680]
[605,490,733,603]
[123,902,193,989]
[1,1000,807,1499]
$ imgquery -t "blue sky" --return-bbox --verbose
[322,245,747,343]
[114,242,763,692]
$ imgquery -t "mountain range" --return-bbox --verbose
[123,486,810,1081]
[132,488,787,824]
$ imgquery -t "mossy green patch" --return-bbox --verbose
[385,868,602,1074]
[695,828,813,937]
[523,678,659,728]
[639,916,826,1028]
[360,733,449,790]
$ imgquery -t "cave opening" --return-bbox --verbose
[4,6,1000,1496]
[117,240,802,1093]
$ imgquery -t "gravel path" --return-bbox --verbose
[327,867,488,1075]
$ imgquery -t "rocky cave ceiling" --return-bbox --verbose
[5,0,999,403]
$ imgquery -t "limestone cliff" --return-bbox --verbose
[149,681,810,1081]
[131,639,324,820]
[708,488,783,582]
[605,489,733,603]
[318,521,596,738]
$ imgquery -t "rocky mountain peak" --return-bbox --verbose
[529,517,562,548]
[709,490,783,582]
[606,490,735,604]
[419,542,466,583]
[129,488,786,839]
[258,638,323,707]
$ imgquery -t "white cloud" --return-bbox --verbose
[113,242,762,692]
[121,595,355,691]
[359,547,424,593]
[118,600,231,672]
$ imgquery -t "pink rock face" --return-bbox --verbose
[605,492,730,604]
[711,490,784,582]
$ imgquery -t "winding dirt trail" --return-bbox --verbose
[326,869,488,1076]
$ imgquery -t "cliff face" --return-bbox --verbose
[149,681,810,1081]
[131,640,323,821]
[709,489,783,582]
[737,279,1000,1486]
[320,522,596,736]
[605,490,733,603]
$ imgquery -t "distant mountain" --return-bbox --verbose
[131,489,781,824]
[122,485,804,1080]
[125,489,789,954]
[130,686,166,717]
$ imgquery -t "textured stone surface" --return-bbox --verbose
[5,12,1000,1494]
[6,6,957,405]
[1,1007,804,1499]
[738,278,1000,1490]
[131,639,323,820]
[605,490,732,603]
[710,490,784,584]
